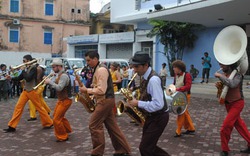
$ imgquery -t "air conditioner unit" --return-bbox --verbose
[13,19,20,25]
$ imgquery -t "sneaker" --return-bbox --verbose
[3,126,16,133]
[200,80,204,83]
[174,133,182,137]
[240,147,250,153]
[206,80,209,83]
[182,130,195,135]
[27,117,37,121]
[220,151,228,156]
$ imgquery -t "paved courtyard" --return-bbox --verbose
[1,80,250,156]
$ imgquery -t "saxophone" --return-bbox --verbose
[117,73,146,126]
[74,68,96,113]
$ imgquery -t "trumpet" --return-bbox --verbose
[33,72,55,90]
[12,58,44,70]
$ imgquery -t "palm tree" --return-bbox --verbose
[147,19,204,76]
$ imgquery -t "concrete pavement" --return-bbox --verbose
[1,80,250,156]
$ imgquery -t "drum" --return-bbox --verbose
[164,90,187,115]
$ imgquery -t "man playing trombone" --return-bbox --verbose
[3,55,53,133]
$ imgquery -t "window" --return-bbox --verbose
[45,0,54,16]
[44,29,53,44]
[9,27,19,43]
[77,9,81,14]
[10,0,19,13]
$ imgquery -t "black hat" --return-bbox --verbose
[130,52,151,65]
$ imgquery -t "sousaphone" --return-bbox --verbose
[213,25,248,104]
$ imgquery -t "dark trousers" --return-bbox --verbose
[140,112,170,156]
[202,68,210,79]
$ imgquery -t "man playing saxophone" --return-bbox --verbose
[215,63,250,156]
[79,51,131,156]
[3,55,53,133]
[127,52,170,156]
[44,58,72,142]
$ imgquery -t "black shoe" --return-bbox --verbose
[43,124,53,129]
[27,117,37,121]
[200,80,204,83]
[3,126,16,133]
[240,147,250,153]
[56,138,69,142]
[174,133,181,137]
[182,130,195,135]
[220,151,228,156]
[206,80,209,83]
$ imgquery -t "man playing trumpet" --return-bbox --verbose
[3,55,53,133]
[215,63,250,156]
[44,58,72,142]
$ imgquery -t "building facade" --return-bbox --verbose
[111,0,250,76]
[0,0,90,66]
[66,2,135,60]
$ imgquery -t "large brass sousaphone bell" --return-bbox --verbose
[164,84,188,115]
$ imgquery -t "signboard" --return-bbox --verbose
[67,35,98,45]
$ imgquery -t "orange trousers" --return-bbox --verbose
[176,94,195,135]
[53,98,72,140]
[29,85,51,118]
[8,90,53,128]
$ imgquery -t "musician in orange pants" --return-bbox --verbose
[45,58,72,142]
[3,55,53,133]
[172,60,195,137]
[28,85,51,121]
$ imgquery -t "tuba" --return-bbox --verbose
[213,25,248,104]
[117,73,146,126]
[74,68,96,113]
[164,84,188,115]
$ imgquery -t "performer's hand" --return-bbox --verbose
[79,86,87,93]
[44,78,51,84]
[128,98,138,107]
[214,72,222,78]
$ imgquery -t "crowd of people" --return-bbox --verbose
[1,50,250,156]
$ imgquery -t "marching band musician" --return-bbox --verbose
[27,64,51,121]
[127,52,170,156]
[44,58,72,142]
[3,55,53,133]
[79,51,131,156]
[172,60,195,137]
[215,63,250,156]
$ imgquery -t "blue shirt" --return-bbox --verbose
[138,67,167,113]
[203,56,211,69]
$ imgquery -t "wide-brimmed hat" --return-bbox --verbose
[130,52,151,65]
[50,58,64,66]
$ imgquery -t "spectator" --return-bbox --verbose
[190,64,199,81]
[200,52,212,83]
[159,63,168,86]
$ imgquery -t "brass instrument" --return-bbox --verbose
[74,68,95,113]
[33,72,55,90]
[214,25,248,104]
[12,58,44,70]
[117,73,146,126]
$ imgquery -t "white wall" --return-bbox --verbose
[0,51,51,67]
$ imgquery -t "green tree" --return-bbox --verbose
[147,19,204,76]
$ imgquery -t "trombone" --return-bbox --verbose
[12,58,44,70]
[33,72,55,90]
